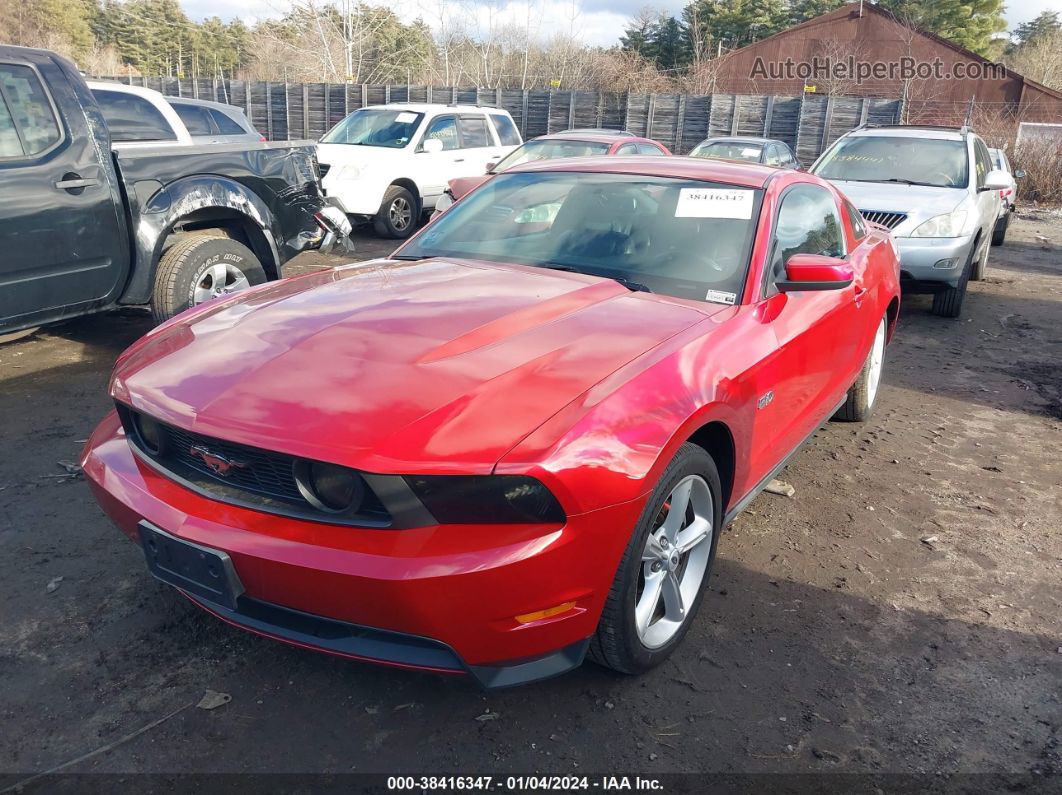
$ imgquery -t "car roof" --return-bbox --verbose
[846,127,965,141]
[532,132,649,145]
[165,96,246,115]
[364,103,508,115]
[86,80,163,99]
[505,155,777,188]
[699,136,776,145]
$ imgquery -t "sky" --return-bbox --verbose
[180,0,1062,48]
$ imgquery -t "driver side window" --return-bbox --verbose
[421,115,459,151]
[765,184,845,296]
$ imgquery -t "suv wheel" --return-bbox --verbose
[152,234,266,324]
[373,185,417,239]
[931,240,975,318]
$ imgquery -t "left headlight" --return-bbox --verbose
[404,475,565,524]
[434,190,454,214]
[911,208,968,238]
[295,460,366,513]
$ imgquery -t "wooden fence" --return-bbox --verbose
[103,77,904,162]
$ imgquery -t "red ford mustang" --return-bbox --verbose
[83,157,900,688]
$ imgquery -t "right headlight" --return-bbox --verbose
[911,209,968,238]
[404,475,565,524]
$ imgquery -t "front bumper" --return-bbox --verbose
[894,234,976,288]
[82,412,642,687]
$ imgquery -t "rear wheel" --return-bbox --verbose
[834,315,886,422]
[931,240,975,318]
[373,185,417,239]
[151,234,267,324]
[991,212,1008,247]
[589,443,721,675]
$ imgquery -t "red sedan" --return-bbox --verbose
[83,157,900,687]
[435,131,670,215]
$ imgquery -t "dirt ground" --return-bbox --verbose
[1,213,1060,790]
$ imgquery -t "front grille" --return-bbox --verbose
[859,210,908,230]
[164,423,304,502]
[117,405,389,526]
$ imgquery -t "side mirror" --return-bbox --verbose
[1013,168,1026,179]
[486,161,497,173]
[982,169,1010,191]
[420,138,443,154]
[777,254,854,292]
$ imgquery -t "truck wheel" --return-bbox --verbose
[931,242,974,318]
[373,185,417,239]
[990,213,1008,247]
[834,315,886,422]
[151,234,266,324]
[588,443,721,675]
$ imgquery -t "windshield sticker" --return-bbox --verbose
[742,148,760,157]
[705,289,737,304]
[395,112,418,123]
[676,188,754,219]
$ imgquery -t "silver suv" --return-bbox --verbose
[812,125,1007,318]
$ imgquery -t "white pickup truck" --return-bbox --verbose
[317,103,522,238]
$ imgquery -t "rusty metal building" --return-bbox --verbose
[711,2,1062,122]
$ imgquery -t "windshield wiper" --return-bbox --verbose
[540,264,652,293]
[869,177,943,187]
[391,254,425,261]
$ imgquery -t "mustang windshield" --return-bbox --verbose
[321,109,424,148]
[813,135,968,188]
[399,172,761,303]
[492,139,611,171]
[691,141,763,162]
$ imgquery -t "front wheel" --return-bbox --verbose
[373,185,417,239]
[931,240,975,318]
[834,314,886,422]
[589,443,721,675]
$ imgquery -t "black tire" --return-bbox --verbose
[373,185,417,239]
[834,314,887,422]
[151,234,267,324]
[588,443,722,675]
[991,213,1008,247]
[931,240,975,318]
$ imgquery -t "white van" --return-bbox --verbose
[317,103,522,238]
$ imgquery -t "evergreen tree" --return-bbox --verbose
[1012,11,1061,47]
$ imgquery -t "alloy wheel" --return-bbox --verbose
[192,263,251,305]
[866,317,886,408]
[636,475,714,649]
[389,196,412,231]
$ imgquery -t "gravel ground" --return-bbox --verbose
[1,213,1059,790]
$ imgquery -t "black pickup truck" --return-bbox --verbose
[0,45,350,332]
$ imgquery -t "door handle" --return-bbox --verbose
[854,286,868,302]
[452,158,465,163]
[55,176,99,191]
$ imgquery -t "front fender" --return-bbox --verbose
[495,311,762,517]
[119,175,283,305]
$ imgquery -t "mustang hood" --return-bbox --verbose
[112,259,710,473]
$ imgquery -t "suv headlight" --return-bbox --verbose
[911,209,968,238]
[434,190,454,214]
[331,164,360,181]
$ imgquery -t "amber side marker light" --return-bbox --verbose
[514,601,577,625]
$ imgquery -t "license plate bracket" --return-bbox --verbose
[138,521,244,610]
